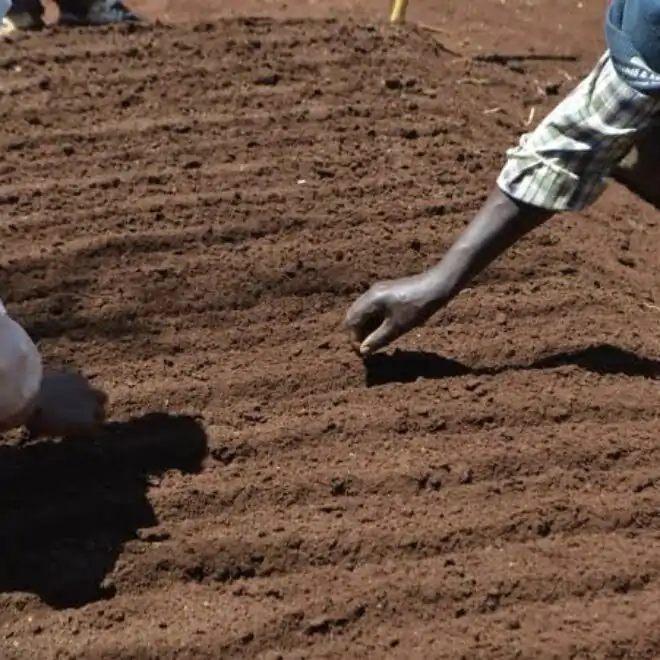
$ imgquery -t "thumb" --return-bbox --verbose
[359,317,399,356]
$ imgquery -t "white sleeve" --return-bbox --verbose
[0,302,43,424]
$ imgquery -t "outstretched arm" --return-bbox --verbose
[345,188,553,355]
[345,51,660,357]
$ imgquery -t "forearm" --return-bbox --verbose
[419,187,554,310]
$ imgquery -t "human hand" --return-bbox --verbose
[344,275,439,356]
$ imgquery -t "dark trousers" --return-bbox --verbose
[8,0,91,15]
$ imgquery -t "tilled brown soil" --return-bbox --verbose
[3,6,660,660]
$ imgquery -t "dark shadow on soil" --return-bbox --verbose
[363,344,660,387]
[0,412,208,609]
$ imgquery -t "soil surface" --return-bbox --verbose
[2,1,660,658]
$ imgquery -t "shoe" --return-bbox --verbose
[58,0,144,26]
[0,11,45,39]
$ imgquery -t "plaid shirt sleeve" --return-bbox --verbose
[497,52,660,212]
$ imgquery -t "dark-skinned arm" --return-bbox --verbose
[344,186,554,356]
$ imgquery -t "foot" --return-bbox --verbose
[0,11,45,40]
[58,0,144,26]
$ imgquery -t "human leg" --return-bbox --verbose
[56,0,143,25]
[1,0,45,38]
